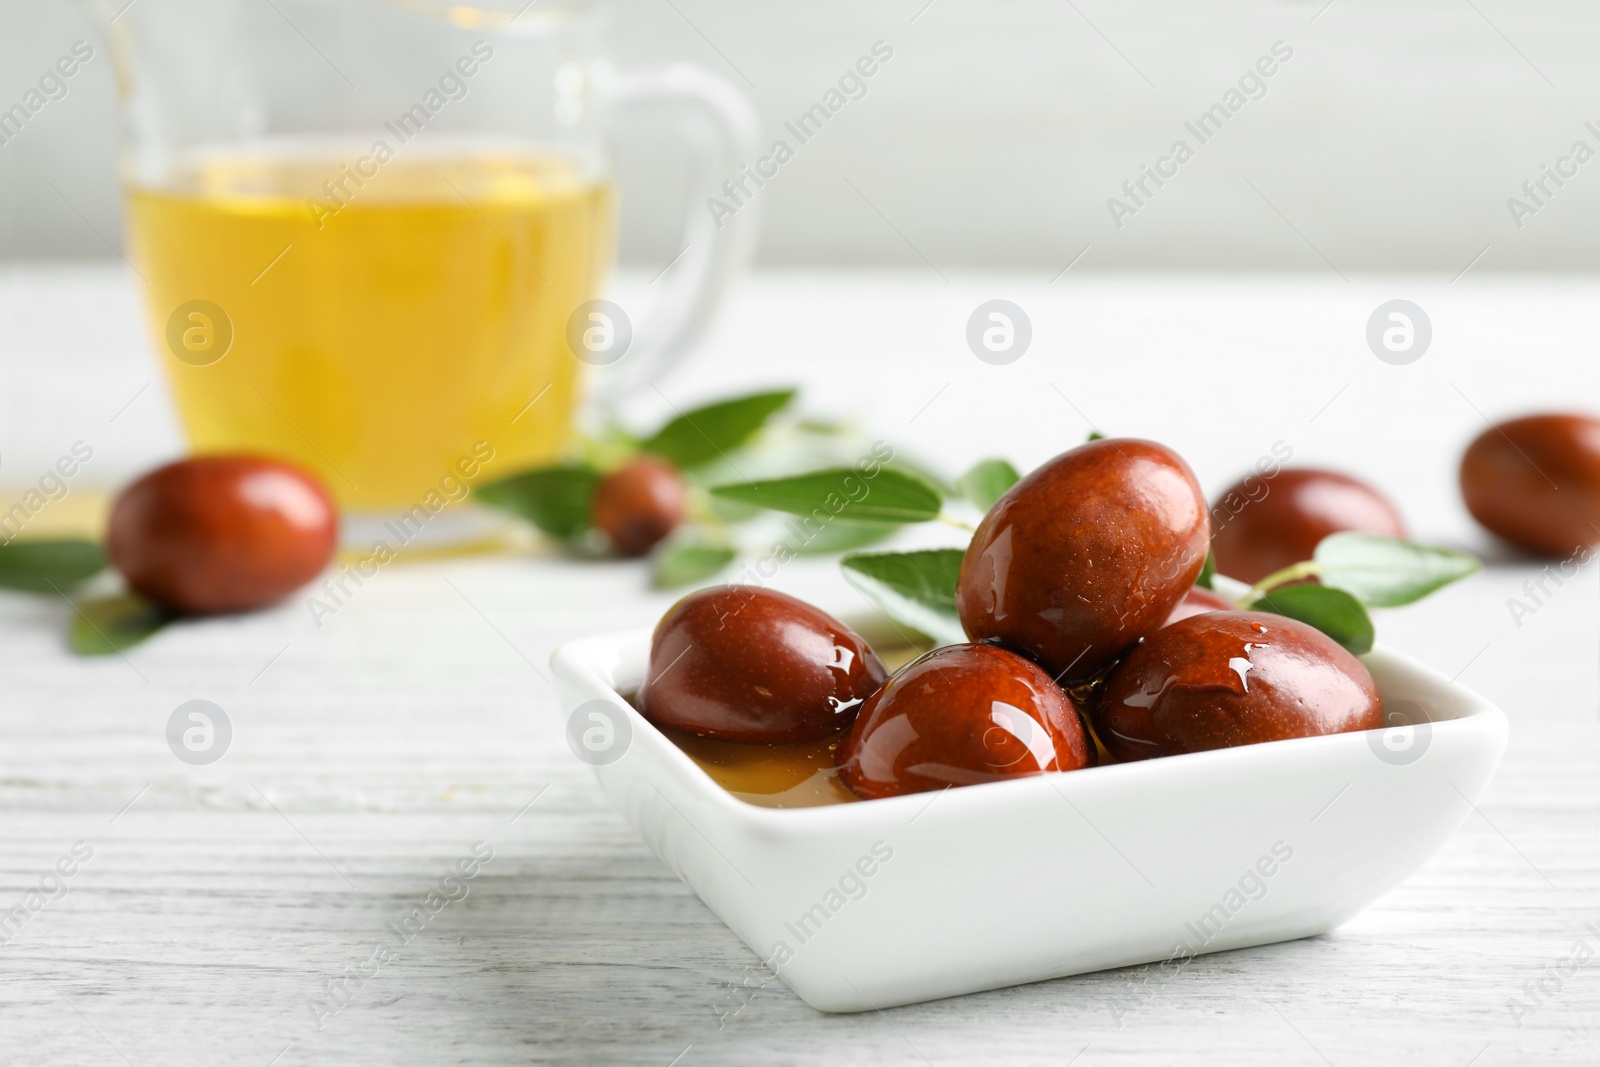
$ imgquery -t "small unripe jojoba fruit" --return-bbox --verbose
[592,456,686,557]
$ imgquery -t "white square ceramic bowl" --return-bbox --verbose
[550,599,1507,1013]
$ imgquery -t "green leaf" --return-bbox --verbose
[1087,430,1105,441]
[711,467,943,525]
[475,463,601,538]
[653,541,736,590]
[1314,533,1481,608]
[705,494,763,524]
[957,459,1020,513]
[840,549,967,646]
[1248,585,1374,655]
[641,389,796,468]
[886,458,955,495]
[69,594,175,656]
[1197,550,1216,591]
[0,539,107,593]
[796,416,849,435]
[791,520,898,555]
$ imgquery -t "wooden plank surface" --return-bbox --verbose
[0,268,1597,1065]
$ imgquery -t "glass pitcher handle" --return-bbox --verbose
[597,63,759,402]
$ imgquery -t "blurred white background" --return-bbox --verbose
[3,0,1599,272]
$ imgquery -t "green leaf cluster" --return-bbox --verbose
[477,389,797,538]
[1240,533,1480,653]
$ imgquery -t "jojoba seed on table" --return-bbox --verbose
[1459,413,1600,557]
[638,586,888,744]
[592,456,687,557]
[836,643,1094,800]
[956,438,1209,683]
[1093,610,1383,762]
[1210,468,1406,585]
[107,455,338,615]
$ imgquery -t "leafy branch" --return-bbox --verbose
[475,388,803,588]
[1228,534,1479,653]
[702,441,1481,656]
[0,539,180,655]
[473,386,1030,593]
[470,402,1485,656]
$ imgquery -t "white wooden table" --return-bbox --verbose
[1,266,1597,1065]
